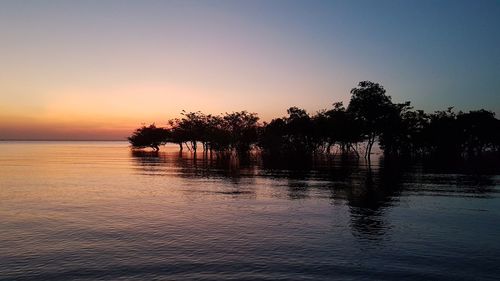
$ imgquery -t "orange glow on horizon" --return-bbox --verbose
[1,81,349,140]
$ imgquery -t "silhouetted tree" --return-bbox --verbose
[423,107,462,158]
[347,81,395,160]
[258,107,316,156]
[128,124,169,151]
[378,101,418,156]
[258,118,287,155]
[127,81,500,162]
[322,102,363,156]
[285,107,314,154]
[204,115,230,153]
[457,110,498,157]
[223,111,260,153]
[178,110,208,153]
[399,109,429,156]
[162,110,259,155]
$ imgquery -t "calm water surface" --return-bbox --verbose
[1,142,499,280]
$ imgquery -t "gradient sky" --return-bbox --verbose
[1,0,499,140]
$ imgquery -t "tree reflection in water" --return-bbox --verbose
[130,150,498,240]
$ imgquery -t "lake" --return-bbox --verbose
[1,141,499,280]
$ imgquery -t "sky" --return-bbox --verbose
[0,0,499,140]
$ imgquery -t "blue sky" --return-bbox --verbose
[0,0,499,139]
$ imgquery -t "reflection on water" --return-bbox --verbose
[130,149,499,241]
[1,142,500,280]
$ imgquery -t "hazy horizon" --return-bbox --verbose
[1,0,499,140]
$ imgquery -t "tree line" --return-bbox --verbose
[128,81,500,160]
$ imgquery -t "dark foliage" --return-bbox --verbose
[128,81,500,161]
[128,124,170,151]
[130,111,260,154]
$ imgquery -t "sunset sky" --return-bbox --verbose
[1,0,499,140]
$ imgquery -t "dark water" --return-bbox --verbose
[1,142,499,280]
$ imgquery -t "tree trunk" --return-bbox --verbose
[191,141,197,153]
[365,134,375,161]
[350,143,360,158]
